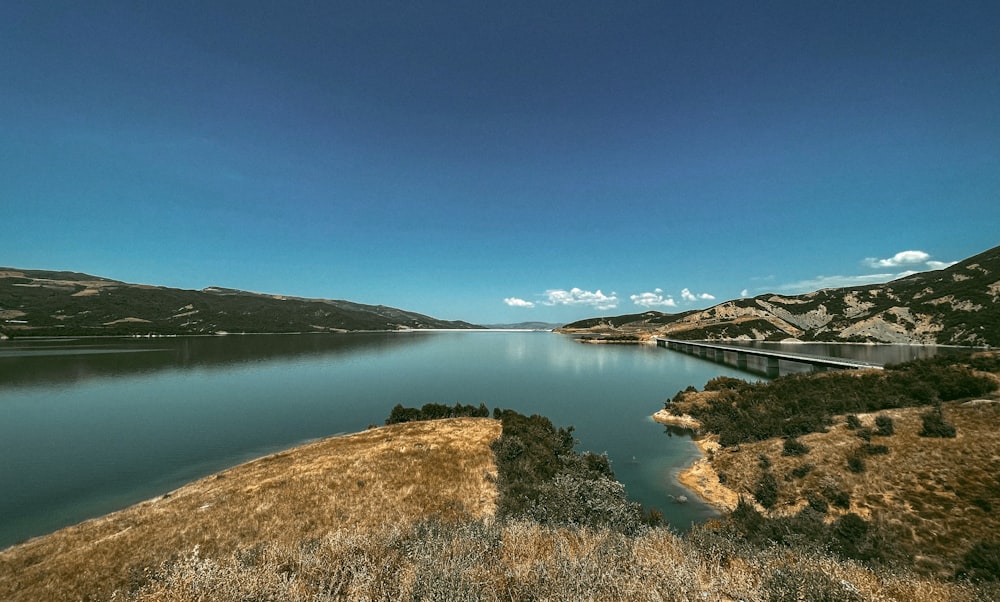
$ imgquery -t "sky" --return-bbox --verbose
[2,1,998,325]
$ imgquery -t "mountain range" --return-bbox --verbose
[0,269,480,337]
[558,244,1000,347]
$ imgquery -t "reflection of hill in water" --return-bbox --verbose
[0,334,433,389]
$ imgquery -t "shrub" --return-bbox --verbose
[831,513,879,562]
[758,454,772,469]
[920,407,957,438]
[854,427,873,442]
[386,402,489,424]
[874,414,895,436]
[861,444,889,456]
[822,485,851,510]
[807,493,829,513]
[755,472,780,509]
[847,454,866,474]
[704,375,746,391]
[956,541,1000,582]
[489,409,645,533]
[782,438,810,457]
[762,565,864,602]
[791,464,814,479]
[845,414,862,430]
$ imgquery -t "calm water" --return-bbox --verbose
[0,333,940,548]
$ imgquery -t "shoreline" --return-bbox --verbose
[652,410,740,513]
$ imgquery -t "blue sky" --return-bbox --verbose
[2,1,998,325]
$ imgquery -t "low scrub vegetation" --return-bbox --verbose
[665,352,996,446]
[385,401,490,424]
[686,353,1000,581]
[112,519,993,602]
[489,408,654,533]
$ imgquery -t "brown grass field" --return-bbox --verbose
[0,418,501,602]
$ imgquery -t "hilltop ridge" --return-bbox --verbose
[559,243,1000,346]
[0,268,481,337]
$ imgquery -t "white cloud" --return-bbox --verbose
[864,250,930,268]
[777,273,897,294]
[542,288,618,310]
[740,289,749,298]
[678,288,715,303]
[630,291,677,308]
[926,260,958,270]
[764,250,957,296]
[503,297,535,308]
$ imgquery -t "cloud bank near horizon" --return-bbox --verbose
[542,288,619,310]
[505,248,959,315]
[506,286,719,311]
[630,288,676,308]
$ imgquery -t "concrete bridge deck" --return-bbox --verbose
[655,338,884,377]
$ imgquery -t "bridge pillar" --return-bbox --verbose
[736,352,748,370]
[699,347,708,359]
[766,357,780,378]
[715,348,725,363]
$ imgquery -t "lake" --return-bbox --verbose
[0,332,940,548]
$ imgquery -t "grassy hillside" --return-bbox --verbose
[0,419,501,602]
[0,268,480,337]
[663,351,1000,581]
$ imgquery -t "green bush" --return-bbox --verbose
[847,454,866,474]
[791,464,814,479]
[704,375,747,391]
[822,482,851,510]
[846,414,862,430]
[806,493,829,513]
[831,513,880,562]
[861,443,889,456]
[874,414,895,436]
[782,438,810,457]
[386,402,489,424]
[956,541,1000,582]
[919,407,957,438]
[488,409,645,533]
[755,472,780,509]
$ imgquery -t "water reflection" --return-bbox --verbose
[0,333,433,389]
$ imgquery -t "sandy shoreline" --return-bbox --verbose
[652,410,740,513]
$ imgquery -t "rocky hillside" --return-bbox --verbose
[559,244,1000,346]
[0,269,481,337]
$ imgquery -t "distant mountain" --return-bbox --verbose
[0,269,482,337]
[558,244,1000,347]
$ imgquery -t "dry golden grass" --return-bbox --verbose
[112,520,988,601]
[0,417,501,602]
[707,400,1000,577]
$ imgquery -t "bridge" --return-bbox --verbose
[655,338,884,377]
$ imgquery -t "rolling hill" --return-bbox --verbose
[559,243,1000,347]
[0,269,481,337]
